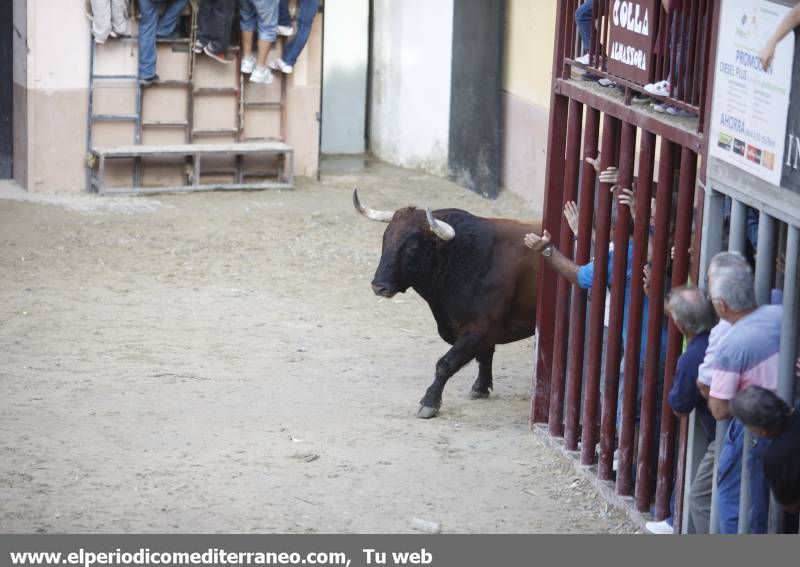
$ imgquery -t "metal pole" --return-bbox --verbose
[564,106,601,450]
[616,130,656,496]
[580,115,619,465]
[729,199,748,254]
[549,99,585,437]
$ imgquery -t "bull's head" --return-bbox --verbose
[353,188,455,298]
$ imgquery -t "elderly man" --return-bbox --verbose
[707,251,782,533]
[646,286,718,534]
[731,387,800,514]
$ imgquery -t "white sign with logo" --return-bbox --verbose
[709,0,795,186]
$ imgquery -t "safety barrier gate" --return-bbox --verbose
[529,0,800,534]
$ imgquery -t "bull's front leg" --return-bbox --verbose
[418,334,482,419]
[469,347,495,399]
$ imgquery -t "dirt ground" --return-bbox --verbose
[0,160,636,534]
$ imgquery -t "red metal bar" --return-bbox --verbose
[635,139,676,512]
[654,147,697,519]
[677,0,690,102]
[668,1,680,99]
[684,0,700,104]
[554,79,703,149]
[563,0,577,76]
[580,115,619,465]
[533,0,572,425]
[564,107,601,450]
[548,99,585,437]
[698,0,718,135]
[598,121,637,480]
[615,130,656,496]
[590,0,600,69]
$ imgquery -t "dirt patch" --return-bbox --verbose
[0,163,637,533]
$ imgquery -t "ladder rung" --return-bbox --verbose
[142,121,189,128]
[151,79,191,87]
[244,136,282,142]
[156,37,191,44]
[92,114,138,122]
[92,74,138,80]
[192,129,238,136]
[244,101,282,108]
[194,87,238,95]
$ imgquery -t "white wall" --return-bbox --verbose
[369,0,453,176]
[321,0,369,154]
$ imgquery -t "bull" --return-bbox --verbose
[353,189,541,418]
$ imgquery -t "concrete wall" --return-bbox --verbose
[320,0,369,154]
[500,0,557,209]
[369,0,453,177]
[13,0,322,193]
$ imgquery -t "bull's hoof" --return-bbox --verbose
[469,389,490,400]
[417,405,440,419]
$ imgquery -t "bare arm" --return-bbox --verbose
[709,396,732,421]
[697,381,710,400]
[760,3,800,69]
[523,230,580,286]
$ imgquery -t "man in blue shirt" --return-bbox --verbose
[646,286,718,534]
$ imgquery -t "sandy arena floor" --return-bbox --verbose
[0,161,636,533]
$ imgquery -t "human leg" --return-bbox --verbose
[575,0,594,52]
[280,0,318,66]
[110,0,129,35]
[689,442,715,533]
[90,0,112,43]
[137,0,161,79]
[716,420,745,534]
[157,0,189,37]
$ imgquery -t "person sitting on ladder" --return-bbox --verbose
[138,0,190,86]
[269,0,319,75]
[239,0,280,84]
[88,0,129,44]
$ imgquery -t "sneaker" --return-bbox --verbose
[666,105,697,118]
[277,24,294,37]
[250,66,273,84]
[575,53,590,65]
[268,58,293,74]
[644,79,670,97]
[109,31,119,38]
[241,54,257,74]
[633,93,651,104]
[139,74,160,87]
[598,78,617,87]
[204,45,235,64]
[193,39,206,53]
[645,519,674,535]
[651,101,669,113]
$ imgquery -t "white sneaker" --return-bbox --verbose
[277,25,294,37]
[268,58,294,74]
[240,54,257,74]
[651,101,669,113]
[575,53,590,65]
[644,79,670,97]
[645,519,674,534]
[250,66,273,84]
[666,105,697,118]
[598,78,617,87]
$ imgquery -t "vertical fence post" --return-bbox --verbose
[548,99,585,437]
[616,130,656,496]
[580,115,619,465]
[564,107,601,450]
[634,140,675,512]
[598,121,636,480]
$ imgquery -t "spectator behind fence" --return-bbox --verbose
[731,387,800,513]
[89,0,129,44]
[645,286,718,534]
[137,0,190,86]
[239,0,280,84]
[269,0,320,75]
[707,251,782,533]
[196,0,237,64]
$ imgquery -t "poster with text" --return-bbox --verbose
[709,0,795,186]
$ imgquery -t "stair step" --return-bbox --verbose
[142,121,189,128]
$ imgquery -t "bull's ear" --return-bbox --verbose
[426,209,455,241]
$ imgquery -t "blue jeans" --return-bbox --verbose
[278,0,291,27]
[575,1,594,52]
[281,0,319,65]
[137,0,189,78]
[716,419,772,534]
[240,0,279,42]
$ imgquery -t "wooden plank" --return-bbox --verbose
[92,141,293,157]
[99,182,292,196]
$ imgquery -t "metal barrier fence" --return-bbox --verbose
[534,0,799,533]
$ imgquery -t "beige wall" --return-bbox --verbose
[500,0,557,210]
[15,0,321,193]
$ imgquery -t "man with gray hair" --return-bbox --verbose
[707,251,782,533]
[646,286,718,534]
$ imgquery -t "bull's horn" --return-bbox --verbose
[353,188,394,223]
[426,208,456,241]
